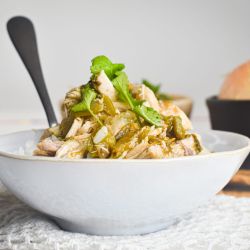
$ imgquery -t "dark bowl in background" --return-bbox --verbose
[207,96,250,169]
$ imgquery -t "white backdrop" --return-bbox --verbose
[1,0,250,120]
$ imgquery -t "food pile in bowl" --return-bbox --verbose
[34,56,205,159]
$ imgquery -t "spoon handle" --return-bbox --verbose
[7,16,57,127]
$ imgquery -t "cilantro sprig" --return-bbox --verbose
[90,55,125,80]
[112,72,162,127]
[111,72,140,107]
[71,85,102,125]
[90,55,162,126]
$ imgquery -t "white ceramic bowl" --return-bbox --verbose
[0,129,249,236]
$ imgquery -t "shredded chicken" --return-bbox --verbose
[95,70,117,100]
[148,127,163,137]
[77,120,97,134]
[170,143,185,158]
[125,141,148,159]
[179,135,197,156]
[34,136,63,156]
[66,117,83,138]
[133,84,161,112]
[138,145,164,159]
[160,101,193,130]
[95,143,110,158]
[113,101,130,111]
[56,140,86,159]
[63,87,81,115]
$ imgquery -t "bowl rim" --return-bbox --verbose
[207,95,250,103]
[0,129,249,163]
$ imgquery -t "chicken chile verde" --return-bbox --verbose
[34,55,205,159]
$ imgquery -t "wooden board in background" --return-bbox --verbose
[221,170,250,197]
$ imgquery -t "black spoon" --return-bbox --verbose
[7,16,58,127]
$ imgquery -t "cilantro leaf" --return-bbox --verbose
[71,85,96,112]
[71,85,102,125]
[112,72,162,126]
[134,105,162,127]
[112,72,134,107]
[142,79,161,94]
[90,55,125,80]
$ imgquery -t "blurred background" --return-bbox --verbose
[1,0,250,132]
